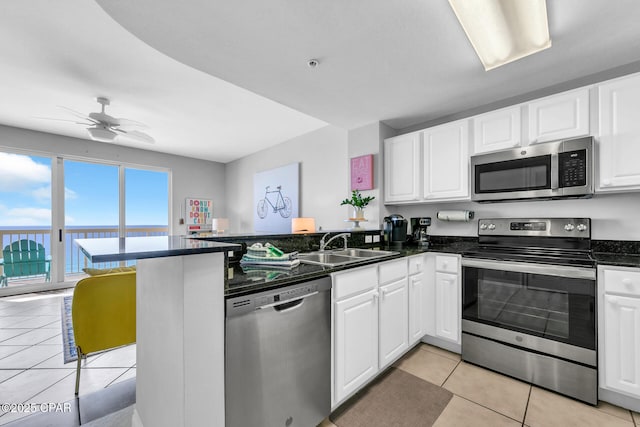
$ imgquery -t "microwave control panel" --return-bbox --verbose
[558,149,587,188]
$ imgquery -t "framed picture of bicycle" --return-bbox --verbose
[253,162,299,233]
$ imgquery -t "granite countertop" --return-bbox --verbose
[592,252,640,268]
[75,235,240,263]
[225,240,477,297]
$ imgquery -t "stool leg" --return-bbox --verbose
[75,349,82,395]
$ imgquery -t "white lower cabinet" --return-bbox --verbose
[332,258,410,406]
[424,254,461,347]
[334,288,379,404]
[379,278,408,367]
[408,254,426,345]
[598,265,640,402]
[434,271,460,343]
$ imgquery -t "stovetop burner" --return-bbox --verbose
[465,217,595,268]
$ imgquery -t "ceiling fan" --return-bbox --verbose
[43,97,155,144]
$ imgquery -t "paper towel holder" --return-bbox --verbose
[436,210,475,222]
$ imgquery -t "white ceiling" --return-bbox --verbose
[3,1,640,163]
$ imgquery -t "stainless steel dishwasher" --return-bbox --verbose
[225,276,332,427]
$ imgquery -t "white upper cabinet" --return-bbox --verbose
[472,105,522,154]
[422,120,470,201]
[598,73,640,191]
[383,132,421,202]
[527,88,590,144]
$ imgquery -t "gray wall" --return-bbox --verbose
[225,125,349,233]
[0,124,226,235]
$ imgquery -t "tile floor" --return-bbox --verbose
[0,290,135,425]
[1,289,638,427]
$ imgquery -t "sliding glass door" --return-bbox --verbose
[0,152,53,294]
[0,149,170,295]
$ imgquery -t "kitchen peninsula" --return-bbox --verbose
[75,236,240,427]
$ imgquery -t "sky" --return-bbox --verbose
[0,152,168,227]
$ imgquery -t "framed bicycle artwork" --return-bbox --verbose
[253,163,299,233]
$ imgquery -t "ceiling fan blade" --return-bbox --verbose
[34,117,94,126]
[114,118,149,130]
[114,128,155,144]
[57,105,93,121]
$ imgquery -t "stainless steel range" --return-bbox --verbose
[462,218,597,405]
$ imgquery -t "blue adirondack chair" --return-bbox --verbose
[0,239,51,287]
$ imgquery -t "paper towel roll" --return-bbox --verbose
[437,210,474,222]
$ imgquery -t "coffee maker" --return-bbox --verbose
[410,217,431,247]
[383,214,408,249]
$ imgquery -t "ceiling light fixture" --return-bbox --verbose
[87,125,117,142]
[448,0,551,71]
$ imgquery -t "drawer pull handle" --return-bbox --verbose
[622,278,633,287]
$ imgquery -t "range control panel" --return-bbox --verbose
[478,218,590,238]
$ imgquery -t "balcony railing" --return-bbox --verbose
[0,227,168,282]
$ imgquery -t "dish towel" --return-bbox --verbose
[240,243,300,268]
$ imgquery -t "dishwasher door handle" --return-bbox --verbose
[255,291,319,311]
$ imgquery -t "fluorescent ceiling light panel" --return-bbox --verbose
[449,0,551,71]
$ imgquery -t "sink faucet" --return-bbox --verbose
[319,232,351,251]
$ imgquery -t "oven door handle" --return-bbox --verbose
[461,258,595,280]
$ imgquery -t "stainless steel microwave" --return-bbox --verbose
[471,136,593,202]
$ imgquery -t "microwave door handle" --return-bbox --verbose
[550,153,559,190]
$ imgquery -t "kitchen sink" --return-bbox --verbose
[331,248,398,258]
[298,248,398,267]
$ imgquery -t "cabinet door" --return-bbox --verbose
[472,106,521,154]
[435,272,460,344]
[528,88,590,144]
[379,278,408,368]
[422,120,470,201]
[334,289,379,403]
[384,133,421,202]
[602,294,640,397]
[598,73,640,191]
[408,273,425,345]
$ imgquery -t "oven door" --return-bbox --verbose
[462,258,596,365]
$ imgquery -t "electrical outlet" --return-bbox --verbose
[372,235,380,243]
[365,235,373,243]
[179,218,184,225]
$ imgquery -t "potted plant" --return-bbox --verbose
[340,190,375,219]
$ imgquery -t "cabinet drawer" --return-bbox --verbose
[379,259,408,285]
[333,265,378,300]
[408,255,425,275]
[435,255,458,274]
[603,268,640,297]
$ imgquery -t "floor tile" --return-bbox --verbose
[442,362,530,422]
[0,368,73,405]
[317,417,337,427]
[421,343,462,362]
[0,328,59,346]
[0,345,61,369]
[32,352,75,369]
[7,316,59,329]
[0,369,22,384]
[0,345,30,360]
[27,367,128,405]
[87,345,136,368]
[0,329,31,343]
[597,400,633,422]
[0,316,34,328]
[433,395,521,427]
[525,387,634,427]
[108,367,136,387]
[38,334,63,345]
[393,345,459,386]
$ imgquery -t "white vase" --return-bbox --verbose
[353,207,365,220]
